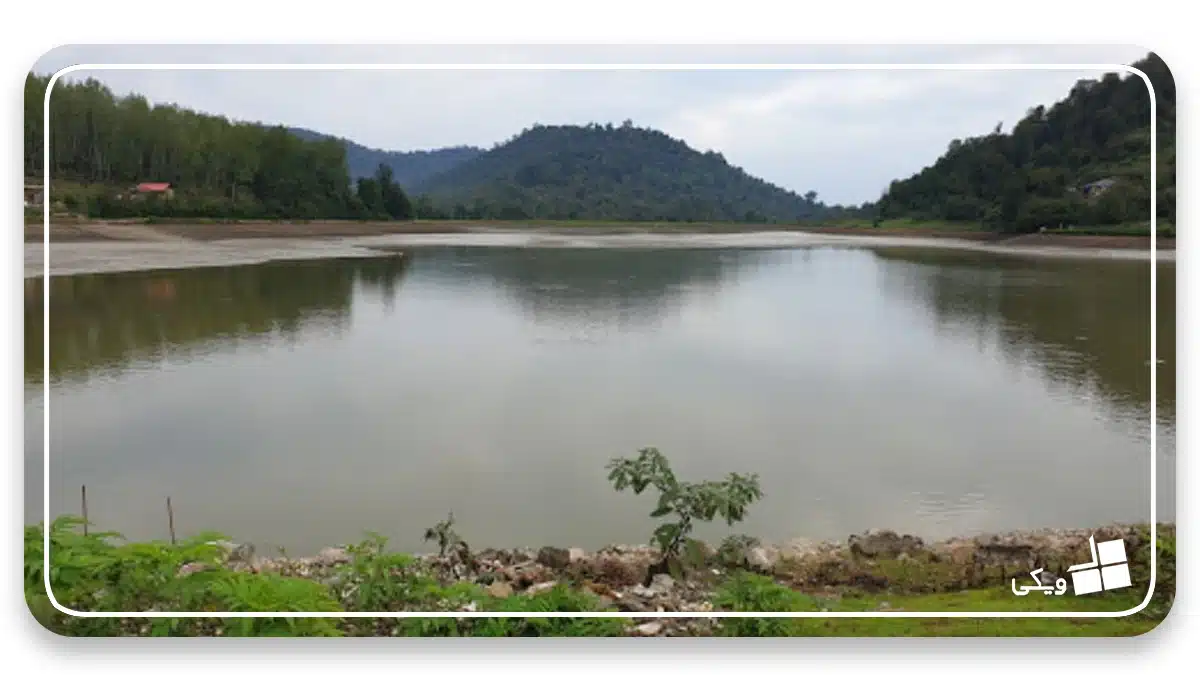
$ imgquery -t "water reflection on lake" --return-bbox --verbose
[24,247,1175,553]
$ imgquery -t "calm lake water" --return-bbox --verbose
[24,245,1176,554]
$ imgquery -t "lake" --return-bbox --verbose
[24,244,1176,554]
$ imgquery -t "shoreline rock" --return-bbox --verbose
[185,522,1170,637]
[213,525,1164,586]
[226,523,1170,579]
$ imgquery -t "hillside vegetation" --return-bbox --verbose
[25,75,371,219]
[287,127,481,188]
[25,75,837,224]
[875,53,1174,233]
[27,52,1174,233]
[413,122,843,222]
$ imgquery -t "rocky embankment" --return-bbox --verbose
[191,523,1168,637]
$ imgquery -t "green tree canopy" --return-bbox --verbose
[874,53,1175,233]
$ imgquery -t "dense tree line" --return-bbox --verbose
[24,75,412,220]
[413,122,844,222]
[288,127,482,188]
[875,53,1175,232]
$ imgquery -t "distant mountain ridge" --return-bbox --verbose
[287,127,483,189]
[411,122,837,222]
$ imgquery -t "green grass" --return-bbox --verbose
[712,572,1165,637]
[715,523,1174,637]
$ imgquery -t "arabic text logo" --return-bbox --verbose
[1067,535,1132,596]
[1011,568,1067,597]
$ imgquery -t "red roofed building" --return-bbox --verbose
[129,182,174,200]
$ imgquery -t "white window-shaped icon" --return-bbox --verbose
[1068,536,1132,595]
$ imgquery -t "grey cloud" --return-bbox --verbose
[33,44,1150,204]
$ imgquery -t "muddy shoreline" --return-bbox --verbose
[27,219,1173,249]
[25,225,1173,278]
[205,522,1169,635]
[232,522,1173,586]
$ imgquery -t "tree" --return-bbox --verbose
[356,177,383,216]
[374,163,412,219]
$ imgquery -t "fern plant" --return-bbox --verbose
[712,572,823,636]
[338,532,420,610]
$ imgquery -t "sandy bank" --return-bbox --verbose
[28,220,1173,247]
[25,228,1172,278]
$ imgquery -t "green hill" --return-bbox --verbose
[875,52,1175,233]
[414,122,842,222]
[25,75,845,224]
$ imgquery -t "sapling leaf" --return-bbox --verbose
[607,449,764,576]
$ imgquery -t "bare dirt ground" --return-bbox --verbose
[801,226,1174,250]
[25,221,1173,278]
[992,232,1175,250]
[27,220,1174,250]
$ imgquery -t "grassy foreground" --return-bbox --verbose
[25,516,1173,637]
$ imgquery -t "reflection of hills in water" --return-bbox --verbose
[25,256,410,384]
[410,247,771,332]
[871,247,1175,422]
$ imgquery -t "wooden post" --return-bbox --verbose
[81,485,88,536]
[167,497,176,546]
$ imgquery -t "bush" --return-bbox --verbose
[712,572,825,636]
[716,534,762,569]
[335,532,424,611]
[606,447,763,576]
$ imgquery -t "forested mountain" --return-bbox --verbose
[287,127,481,187]
[413,122,839,222]
[38,56,1173,232]
[25,74,835,223]
[875,53,1175,232]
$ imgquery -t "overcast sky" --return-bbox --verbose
[34,44,1150,205]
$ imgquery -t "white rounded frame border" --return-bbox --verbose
[40,60,1160,620]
